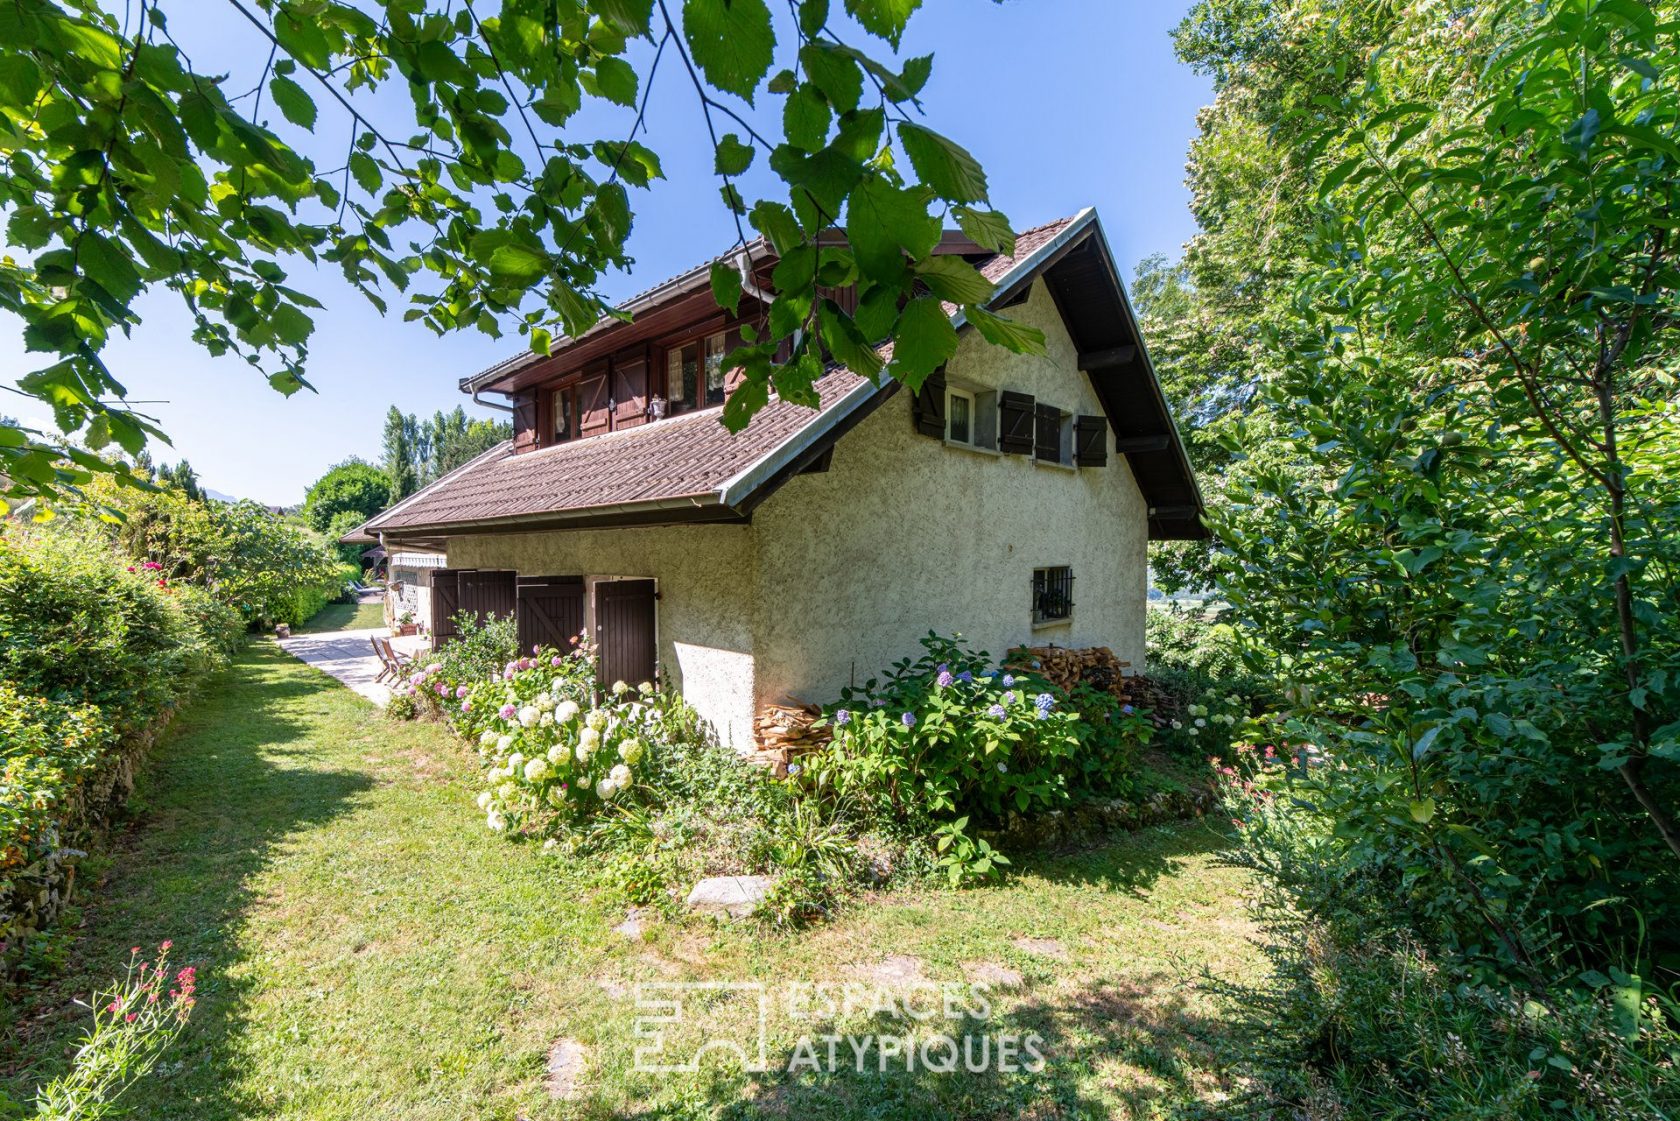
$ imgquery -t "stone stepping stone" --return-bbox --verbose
[544,1037,586,1100]
[684,875,772,918]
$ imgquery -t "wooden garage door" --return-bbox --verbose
[459,570,516,624]
[517,576,585,655]
[428,568,464,651]
[594,579,657,689]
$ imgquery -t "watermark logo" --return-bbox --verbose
[627,980,1045,1075]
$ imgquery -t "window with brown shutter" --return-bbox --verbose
[612,351,649,430]
[910,367,947,438]
[1074,415,1109,467]
[1035,402,1062,462]
[511,393,539,453]
[998,390,1035,454]
[516,576,585,654]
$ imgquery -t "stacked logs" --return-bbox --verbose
[1004,645,1178,726]
[751,698,832,774]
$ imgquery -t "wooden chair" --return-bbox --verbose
[370,636,411,684]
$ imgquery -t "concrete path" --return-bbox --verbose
[275,627,427,707]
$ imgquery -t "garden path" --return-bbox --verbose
[274,628,426,706]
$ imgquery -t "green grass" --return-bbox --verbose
[293,599,384,633]
[1,645,1262,1119]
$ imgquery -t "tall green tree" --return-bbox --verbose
[1,0,1043,505]
[1211,0,1680,985]
[381,407,420,502]
[302,457,390,532]
[422,406,511,481]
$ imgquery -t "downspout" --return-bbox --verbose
[736,248,773,305]
[471,384,515,413]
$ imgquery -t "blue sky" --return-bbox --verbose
[1,1,1210,505]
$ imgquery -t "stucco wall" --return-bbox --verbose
[751,279,1149,709]
[445,526,759,748]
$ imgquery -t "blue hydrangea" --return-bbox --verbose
[901,711,916,727]
[1034,692,1055,712]
[834,708,851,726]
[1003,690,1017,705]
[987,703,1006,718]
[1121,704,1134,714]
[957,670,974,683]
[1001,674,1016,687]
[936,670,954,688]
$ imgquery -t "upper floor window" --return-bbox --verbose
[551,385,577,444]
[943,382,998,450]
[666,346,698,415]
[704,333,727,405]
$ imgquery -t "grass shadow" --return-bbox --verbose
[0,644,375,1116]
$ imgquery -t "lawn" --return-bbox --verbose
[1,644,1262,1119]
[294,598,385,633]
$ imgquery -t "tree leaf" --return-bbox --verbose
[845,177,938,276]
[488,243,550,287]
[783,83,831,151]
[889,295,957,386]
[714,133,754,175]
[591,56,639,107]
[269,74,317,129]
[898,122,987,202]
[710,258,743,314]
[843,0,922,48]
[965,305,1044,354]
[952,205,1015,255]
[682,0,776,102]
[912,254,993,304]
[595,0,654,35]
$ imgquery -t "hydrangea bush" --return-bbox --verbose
[440,640,676,833]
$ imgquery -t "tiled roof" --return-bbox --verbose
[369,215,1081,535]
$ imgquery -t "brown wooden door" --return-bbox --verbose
[594,579,657,688]
[459,570,516,624]
[517,576,585,654]
[429,569,464,650]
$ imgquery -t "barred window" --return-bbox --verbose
[1032,566,1075,624]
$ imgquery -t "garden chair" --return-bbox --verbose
[371,636,411,684]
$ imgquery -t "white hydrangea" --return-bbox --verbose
[546,744,569,765]
[618,737,645,765]
[546,787,568,808]
[524,757,550,782]
[475,791,493,810]
[609,763,631,786]
[539,711,554,727]
[555,699,580,723]
[611,680,630,696]
[495,734,513,754]
[534,694,555,713]
[478,730,498,747]
[585,709,608,731]
[486,810,506,832]
[497,781,517,802]
[1194,718,1207,728]
[595,777,619,800]
[517,705,539,728]
[508,752,526,770]
[638,681,654,694]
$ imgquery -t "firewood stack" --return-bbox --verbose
[1004,645,1177,727]
[750,698,833,775]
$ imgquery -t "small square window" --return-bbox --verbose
[1032,566,1075,624]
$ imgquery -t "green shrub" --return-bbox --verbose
[0,534,240,734]
[402,613,519,725]
[806,633,1083,829]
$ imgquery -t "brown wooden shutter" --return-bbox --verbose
[910,367,947,438]
[723,327,746,393]
[611,350,649,430]
[511,393,538,453]
[516,576,585,654]
[1074,415,1109,467]
[429,569,464,650]
[998,390,1035,454]
[578,369,611,438]
[459,570,516,623]
[595,579,657,689]
[1034,403,1061,462]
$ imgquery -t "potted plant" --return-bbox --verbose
[393,609,417,637]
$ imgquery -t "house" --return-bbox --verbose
[355,209,1203,748]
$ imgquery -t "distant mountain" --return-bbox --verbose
[202,487,239,503]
